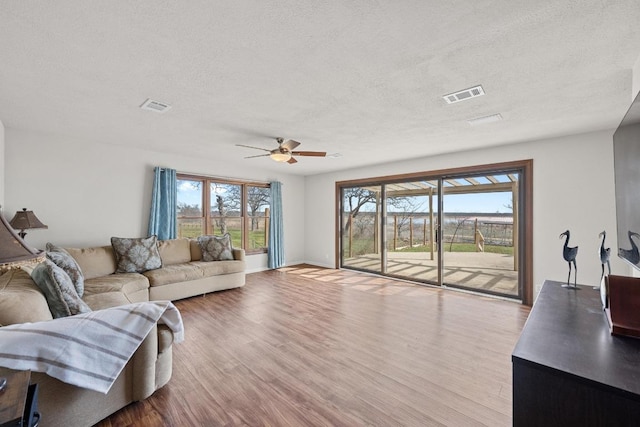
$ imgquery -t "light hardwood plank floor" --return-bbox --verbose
[96,265,530,427]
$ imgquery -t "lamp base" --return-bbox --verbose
[17,231,27,239]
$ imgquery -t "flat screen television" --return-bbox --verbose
[613,90,640,270]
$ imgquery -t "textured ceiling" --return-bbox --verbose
[1,1,640,176]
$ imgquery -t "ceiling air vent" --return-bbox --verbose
[442,85,485,104]
[140,98,172,113]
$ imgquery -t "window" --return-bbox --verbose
[176,174,270,254]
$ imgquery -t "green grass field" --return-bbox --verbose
[397,243,513,255]
[178,223,266,250]
[344,239,513,257]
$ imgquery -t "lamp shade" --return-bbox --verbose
[10,208,48,231]
[0,208,44,272]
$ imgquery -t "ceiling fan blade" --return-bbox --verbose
[287,157,298,164]
[236,144,271,152]
[244,154,270,159]
[281,139,301,151]
[291,151,327,157]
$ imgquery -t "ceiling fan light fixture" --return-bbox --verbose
[270,152,292,162]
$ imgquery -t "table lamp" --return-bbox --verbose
[0,206,44,273]
[9,208,48,239]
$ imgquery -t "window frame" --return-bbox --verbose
[177,173,270,255]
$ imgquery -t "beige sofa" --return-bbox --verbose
[0,237,246,426]
[66,238,246,302]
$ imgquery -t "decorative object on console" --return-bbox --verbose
[9,208,48,240]
[0,206,44,273]
[595,230,611,291]
[619,231,640,265]
[604,275,640,338]
[559,230,578,288]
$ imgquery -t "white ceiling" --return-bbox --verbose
[1,1,640,176]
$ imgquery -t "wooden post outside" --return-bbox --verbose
[264,208,270,247]
[474,218,485,252]
[429,188,434,260]
[409,217,414,248]
[474,218,479,252]
[393,215,398,251]
[513,182,519,271]
[374,194,379,254]
[423,218,427,246]
[349,213,353,258]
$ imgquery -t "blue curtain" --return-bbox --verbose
[268,181,285,269]
[148,167,177,240]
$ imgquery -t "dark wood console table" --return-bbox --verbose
[512,280,640,426]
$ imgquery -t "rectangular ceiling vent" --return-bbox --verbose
[140,98,172,113]
[443,85,485,104]
[467,113,503,126]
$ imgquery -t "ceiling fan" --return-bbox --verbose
[236,138,326,164]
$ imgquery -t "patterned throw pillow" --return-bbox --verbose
[31,259,92,318]
[46,243,85,298]
[197,234,234,261]
[111,235,162,273]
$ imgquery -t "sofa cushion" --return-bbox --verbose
[192,260,245,276]
[142,263,203,287]
[46,243,85,298]
[0,269,53,326]
[65,246,117,280]
[83,291,132,311]
[158,238,191,265]
[31,259,92,318]
[197,234,234,261]
[83,273,149,299]
[111,236,162,273]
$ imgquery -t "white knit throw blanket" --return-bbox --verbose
[0,301,184,394]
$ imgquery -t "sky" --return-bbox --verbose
[381,192,513,214]
[179,180,514,214]
[177,180,203,207]
[443,192,513,213]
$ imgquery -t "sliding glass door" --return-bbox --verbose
[385,180,440,284]
[441,173,520,298]
[342,185,383,273]
[337,161,531,303]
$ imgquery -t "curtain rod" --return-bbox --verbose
[155,167,274,186]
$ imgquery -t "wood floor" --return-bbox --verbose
[96,265,530,427]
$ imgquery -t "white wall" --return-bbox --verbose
[4,128,305,272]
[0,119,4,207]
[633,53,640,100]
[305,130,625,298]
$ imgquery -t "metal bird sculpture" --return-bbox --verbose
[619,231,640,265]
[560,230,578,288]
[594,230,611,290]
